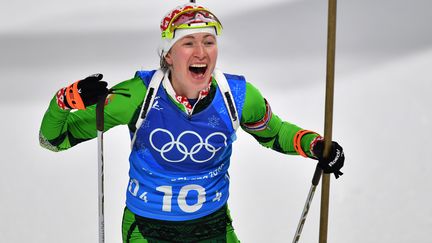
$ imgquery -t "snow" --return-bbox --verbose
[1,0,431,242]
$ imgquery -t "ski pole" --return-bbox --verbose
[95,88,129,243]
[292,166,322,243]
[319,0,337,242]
[96,94,109,243]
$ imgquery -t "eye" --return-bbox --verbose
[203,36,216,46]
[204,40,215,46]
[183,41,194,46]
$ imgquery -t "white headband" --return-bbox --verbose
[158,27,217,57]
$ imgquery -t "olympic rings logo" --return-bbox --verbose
[149,128,227,163]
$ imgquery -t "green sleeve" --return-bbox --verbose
[240,82,319,157]
[39,76,146,151]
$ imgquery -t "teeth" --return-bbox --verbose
[190,64,207,68]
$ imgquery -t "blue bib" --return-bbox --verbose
[126,70,246,221]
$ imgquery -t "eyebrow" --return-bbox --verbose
[203,34,215,39]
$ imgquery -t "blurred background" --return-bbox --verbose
[1,0,431,242]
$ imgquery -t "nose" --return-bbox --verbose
[193,43,206,58]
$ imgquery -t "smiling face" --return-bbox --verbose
[164,32,218,99]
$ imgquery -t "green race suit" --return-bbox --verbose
[39,71,319,242]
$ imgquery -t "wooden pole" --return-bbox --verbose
[319,0,337,242]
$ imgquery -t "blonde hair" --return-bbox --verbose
[159,51,170,72]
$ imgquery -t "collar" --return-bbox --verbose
[162,71,212,115]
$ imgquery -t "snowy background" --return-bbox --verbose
[1,0,432,242]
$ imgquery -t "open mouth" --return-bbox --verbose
[189,64,208,76]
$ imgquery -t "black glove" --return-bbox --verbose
[64,74,108,110]
[312,139,345,179]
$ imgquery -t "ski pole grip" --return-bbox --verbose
[312,164,322,186]
[96,94,108,132]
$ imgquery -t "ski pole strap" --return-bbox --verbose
[65,81,86,110]
[294,130,318,158]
